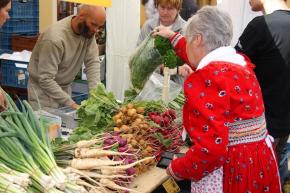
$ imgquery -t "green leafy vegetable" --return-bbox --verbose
[154,35,184,69]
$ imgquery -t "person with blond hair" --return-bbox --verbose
[154,6,282,193]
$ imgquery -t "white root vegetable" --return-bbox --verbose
[71,158,124,170]
[74,148,133,158]
[81,171,134,179]
[64,167,99,186]
[100,157,154,171]
[99,179,141,193]
[76,138,103,148]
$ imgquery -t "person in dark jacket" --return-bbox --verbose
[235,0,290,163]
[180,0,198,20]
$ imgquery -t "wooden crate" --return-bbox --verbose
[11,35,38,52]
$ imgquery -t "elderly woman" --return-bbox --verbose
[0,0,11,111]
[154,6,281,193]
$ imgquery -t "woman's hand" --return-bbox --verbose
[178,64,193,78]
[152,26,176,39]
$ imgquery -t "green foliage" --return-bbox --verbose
[154,35,184,69]
[71,83,120,142]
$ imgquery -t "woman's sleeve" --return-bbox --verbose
[167,68,229,181]
[169,33,190,65]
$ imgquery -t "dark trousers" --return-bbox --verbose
[274,135,289,163]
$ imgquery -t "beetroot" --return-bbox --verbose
[104,138,116,146]
[126,167,136,176]
[118,138,127,147]
[118,145,128,152]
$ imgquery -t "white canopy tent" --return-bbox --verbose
[217,0,262,45]
[106,0,140,101]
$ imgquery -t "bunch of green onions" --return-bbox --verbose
[0,92,86,193]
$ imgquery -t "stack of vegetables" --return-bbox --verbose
[69,84,120,143]
[110,103,184,160]
[0,163,31,193]
[53,136,154,192]
[0,93,86,192]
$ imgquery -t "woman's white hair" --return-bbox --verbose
[185,6,233,52]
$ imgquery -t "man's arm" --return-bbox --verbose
[37,40,75,107]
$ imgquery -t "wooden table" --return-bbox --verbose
[130,166,169,193]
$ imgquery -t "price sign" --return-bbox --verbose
[162,177,180,193]
[62,0,112,7]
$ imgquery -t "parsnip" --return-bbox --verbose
[100,157,154,171]
[75,148,133,158]
[71,158,124,170]
[76,138,102,148]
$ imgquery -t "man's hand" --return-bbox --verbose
[152,26,176,39]
[178,64,193,78]
[0,90,7,112]
[70,102,80,110]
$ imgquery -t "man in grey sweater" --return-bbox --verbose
[28,5,105,110]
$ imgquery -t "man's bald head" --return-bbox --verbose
[72,5,106,38]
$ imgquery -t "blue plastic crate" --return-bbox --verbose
[0,18,39,33]
[0,33,12,49]
[10,0,39,18]
[0,59,29,88]
[72,92,88,105]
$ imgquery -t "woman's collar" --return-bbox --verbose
[196,46,246,70]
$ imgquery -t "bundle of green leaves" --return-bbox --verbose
[154,35,184,69]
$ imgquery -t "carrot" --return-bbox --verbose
[71,158,124,170]
[75,148,133,158]
[99,179,141,193]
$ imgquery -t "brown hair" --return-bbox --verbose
[155,0,183,10]
[0,0,11,9]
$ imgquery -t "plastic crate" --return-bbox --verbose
[0,32,37,49]
[0,18,39,33]
[72,92,88,105]
[0,59,29,88]
[10,0,39,18]
[0,33,12,49]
